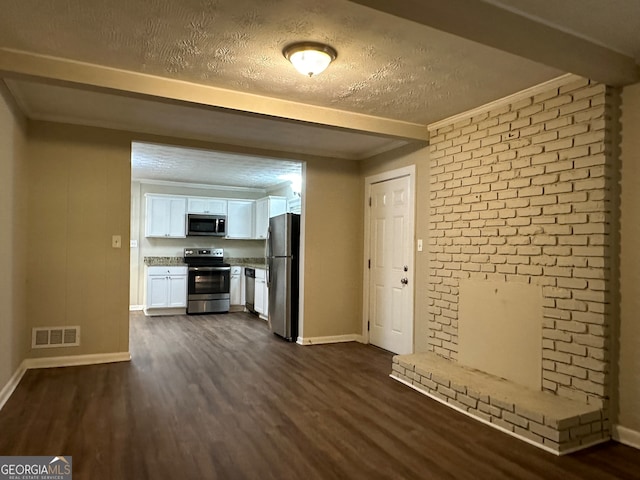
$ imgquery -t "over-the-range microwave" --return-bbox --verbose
[186,214,226,236]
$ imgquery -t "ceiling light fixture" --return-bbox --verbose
[283,42,337,77]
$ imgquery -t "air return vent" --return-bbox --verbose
[32,326,80,349]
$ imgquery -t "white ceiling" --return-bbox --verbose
[131,142,301,190]
[0,0,638,186]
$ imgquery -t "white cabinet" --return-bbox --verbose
[187,197,227,215]
[254,268,268,318]
[227,200,255,239]
[145,195,187,238]
[255,196,288,240]
[146,266,188,310]
[230,266,243,306]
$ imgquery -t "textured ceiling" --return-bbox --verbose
[0,0,563,125]
[132,142,302,189]
[2,0,637,187]
[483,0,640,61]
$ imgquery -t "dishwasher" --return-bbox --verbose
[244,267,256,314]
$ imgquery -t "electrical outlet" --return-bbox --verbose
[112,235,122,249]
[417,239,423,252]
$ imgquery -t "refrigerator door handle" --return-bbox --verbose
[266,224,272,286]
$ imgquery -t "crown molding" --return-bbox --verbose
[136,178,267,194]
[428,74,582,131]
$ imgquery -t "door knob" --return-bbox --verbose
[401,277,408,285]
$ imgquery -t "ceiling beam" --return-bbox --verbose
[347,0,639,86]
[0,48,429,141]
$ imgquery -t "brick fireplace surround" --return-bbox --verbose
[391,75,617,455]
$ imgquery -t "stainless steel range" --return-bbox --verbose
[183,248,231,314]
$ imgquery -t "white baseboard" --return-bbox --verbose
[23,352,131,369]
[613,424,640,450]
[129,305,144,311]
[297,334,364,346]
[0,360,28,412]
[1,352,131,412]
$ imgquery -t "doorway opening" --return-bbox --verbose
[128,141,305,338]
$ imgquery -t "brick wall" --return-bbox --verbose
[427,77,615,408]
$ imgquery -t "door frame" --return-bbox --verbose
[362,165,416,352]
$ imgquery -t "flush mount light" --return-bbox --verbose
[283,42,337,77]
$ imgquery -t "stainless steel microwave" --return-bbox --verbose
[186,214,226,236]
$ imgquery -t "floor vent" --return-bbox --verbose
[32,326,81,349]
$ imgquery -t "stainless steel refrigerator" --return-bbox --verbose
[267,213,300,341]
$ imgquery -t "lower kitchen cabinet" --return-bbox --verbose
[230,266,244,307]
[146,266,188,311]
[254,268,268,319]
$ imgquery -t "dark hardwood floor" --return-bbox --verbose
[0,312,638,479]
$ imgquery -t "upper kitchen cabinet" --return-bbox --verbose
[187,197,227,215]
[145,194,187,238]
[255,196,288,239]
[226,200,255,239]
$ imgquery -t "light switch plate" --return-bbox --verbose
[112,235,122,249]
[417,239,423,252]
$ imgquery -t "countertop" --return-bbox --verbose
[144,256,266,268]
[144,256,186,266]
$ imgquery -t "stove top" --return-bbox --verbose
[183,248,229,267]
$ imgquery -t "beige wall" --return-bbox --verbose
[301,157,363,338]
[618,82,640,434]
[0,85,28,386]
[27,122,131,357]
[16,120,365,359]
[361,145,431,352]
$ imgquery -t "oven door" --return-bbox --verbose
[188,266,230,296]
[187,266,231,314]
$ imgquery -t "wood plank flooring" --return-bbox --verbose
[0,312,638,479]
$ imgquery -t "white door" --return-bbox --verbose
[368,174,414,354]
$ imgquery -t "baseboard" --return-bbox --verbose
[0,360,28,412]
[297,334,365,346]
[390,374,608,456]
[129,305,144,311]
[613,424,640,450]
[23,352,131,369]
[0,352,131,412]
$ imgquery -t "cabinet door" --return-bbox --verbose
[147,275,169,308]
[269,197,288,218]
[167,275,187,307]
[255,197,288,240]
[188,197,227,215]
[255,277,265,314]
[255,198,268,239]
[168,198,187,237]
[146,196,187,238]
[230,267,242,305]
[227,200,255,239]
[262,280,269,317]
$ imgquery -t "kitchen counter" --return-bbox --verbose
[227,257,266,269]
[144,256,265,268]
[144,256,187,266]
